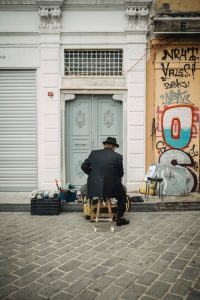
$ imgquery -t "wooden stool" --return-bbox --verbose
[94,198,115,232]
[145,177,164,201]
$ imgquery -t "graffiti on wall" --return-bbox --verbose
[155,46,200,192]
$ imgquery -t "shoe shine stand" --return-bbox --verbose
[94,198,115,232]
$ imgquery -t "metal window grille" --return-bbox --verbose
[64,49,123,76]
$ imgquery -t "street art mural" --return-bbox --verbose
[155,45,200,192]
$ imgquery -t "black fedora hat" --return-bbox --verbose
[103,137,119,148]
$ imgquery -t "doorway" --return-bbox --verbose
[65,94,123,187]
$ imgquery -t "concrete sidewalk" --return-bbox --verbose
[0,192,200,212]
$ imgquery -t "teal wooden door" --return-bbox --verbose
[65,95,122,188]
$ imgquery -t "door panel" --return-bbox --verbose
[65,95,122,188]
[97,97,120,149]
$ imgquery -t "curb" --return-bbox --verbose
[0,201,200,212]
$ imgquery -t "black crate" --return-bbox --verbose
[31,198,60,215]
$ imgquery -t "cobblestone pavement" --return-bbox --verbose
[0,212,200,300]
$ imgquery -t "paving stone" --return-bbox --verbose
[186,241,200,251]
[146,280,171,298]
[38,269,65,285]
[162,237,177,246]
[55,253,77,264]
[75,250,98,262]
[121,253,142,266]
[160,251,177,262]
[89,275,114,292]
[80,258,103,271]
[149,259,169,274]
[120,283,146,300]
[170,258,188,271]
[35,253,59,265]
[53,245,76,256]
[181,267,200,281]
[96,284,125,300]
[159,268,181,283]
[0,262,19,277]
[0,284,18,299]
[51,291,73,300]
[73,289,98,300]
[86,265,109,279]
[102,256,123,267]
[64,276,92,295]
[13,271,41,287]
[107,264,129,277]
[0,274,18,288]
[58,259,82,273]
[36,260,60,274]
[163,293,182,300]
[136,271,159,286]
[39,280,68,297]
[194,276,200,290]
[171,279,193,296]
[140,296,157,300]
[9,282,43,300]
[186,289,200,300]
[129,261,151,275]
[93,242,111,252]
[13,254,40,267]
[168,243,185,253]
[178,249,195,260]
[152,244,169,254]
[13,262,39,277]
[176,236,192,245]
[61,267,87,283]
[114,272,138,288]
[189,255,200,269]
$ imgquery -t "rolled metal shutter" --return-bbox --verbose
[0,70,37,191]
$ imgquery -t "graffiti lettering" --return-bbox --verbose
[162,47,199,61]
[163,79,190,89]
[156,140,166,153]
[193,161,199,172]
[159,148,198,192]
[156,106,165,133]
[189,144,198,158]
[161,62,196,79]
[160,90,191,105]
[162,105,193,149]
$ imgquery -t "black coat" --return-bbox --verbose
[81,148,126,199]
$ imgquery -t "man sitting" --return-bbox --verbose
[81,137,129,226]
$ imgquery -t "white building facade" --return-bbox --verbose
[0,0,151,192]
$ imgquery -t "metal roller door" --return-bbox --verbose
[0,70,37,191]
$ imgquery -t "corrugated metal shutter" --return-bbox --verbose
[0,70,37,191]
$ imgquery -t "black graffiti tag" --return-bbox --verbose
[156,141,166,153]
[162,79,190,89]
[162,47,199,61]
[189,144,199,158]
[161,62,196,79]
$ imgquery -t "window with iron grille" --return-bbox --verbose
[64,49,123,76]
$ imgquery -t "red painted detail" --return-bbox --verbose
[171,118,180,139]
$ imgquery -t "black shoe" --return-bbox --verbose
[130,196,138,203]
[116,218,130,226]
[137,196,144,202]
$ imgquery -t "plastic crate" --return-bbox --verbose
[31,198,61,215]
